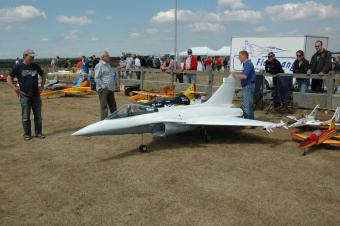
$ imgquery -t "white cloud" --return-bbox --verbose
[218,0,246,10]
[220,10,263,22]
[321,27,336,35]
[188,22,225,33]
[129,32,143,38]
[151,8,262,23]
[104,15,112,20]
[265,1,340,21]
[41,37,48,42]
[146,28,158,34]
[151,9,197,23]
[56,16,93,25]
[0,5,46,23]
[85,10,96,15]
[91,37,99,41]
[255,26,270,33]
[63,30,81,40]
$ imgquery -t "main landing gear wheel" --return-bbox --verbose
[139,145,148,153]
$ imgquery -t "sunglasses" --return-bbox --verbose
[296,55,302,57]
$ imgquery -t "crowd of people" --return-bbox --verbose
[6,41,340,140]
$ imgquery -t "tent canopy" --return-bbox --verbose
[179,46,230,57]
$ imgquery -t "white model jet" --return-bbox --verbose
[73,76,285,152]
[287,105,340,128]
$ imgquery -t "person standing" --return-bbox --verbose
[7,49,46,140]
[125,54,133,79]
[232,50,256,119]
[134,55,142,80]
[335,55,340,74]
[183,49,198,83]
[94,51,117,120]
[292,50,310,92]
[309,40,332,93]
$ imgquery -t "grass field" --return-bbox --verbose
[0,82,339,225]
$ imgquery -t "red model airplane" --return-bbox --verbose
[291,119,340,155]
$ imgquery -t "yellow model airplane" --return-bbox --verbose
[129,83,205,103]
[291,119,340,155]
[41,80,94,97]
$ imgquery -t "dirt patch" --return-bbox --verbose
[0,83,339,226]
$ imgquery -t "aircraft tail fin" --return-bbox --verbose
[204,76,235,105]
[326,107,340,124]
[328,118,336,130]
[184,83,197,100]
[308,105,320,118]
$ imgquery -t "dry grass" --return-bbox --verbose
[0,82,339,226]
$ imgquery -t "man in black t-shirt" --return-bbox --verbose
[7,49,46,141]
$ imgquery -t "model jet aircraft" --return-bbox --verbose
[291,119,340,155]
[287,105,340,128]
[73,76,285,152]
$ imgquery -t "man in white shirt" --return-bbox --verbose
[94,51,117,120]
[134,55,142,80]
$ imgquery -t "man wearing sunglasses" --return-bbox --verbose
[292,50,310,92]
[309,40,332,93]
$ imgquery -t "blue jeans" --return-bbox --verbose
[20,96,42,136]
[297,79,309,93]
[186,73,197,84]
[242,83,255,119]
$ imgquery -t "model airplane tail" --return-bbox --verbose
[204,76,235,105]
[183,83,197,100]
[328,107,340,123]
[328,118,336,131]
[309,104,320,117]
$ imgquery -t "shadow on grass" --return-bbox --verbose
[101,127,288,161]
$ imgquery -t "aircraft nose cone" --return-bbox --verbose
[72,120,107,136]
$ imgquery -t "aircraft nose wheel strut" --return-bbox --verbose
[139,134,148,152]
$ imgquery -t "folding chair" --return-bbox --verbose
[265,75,294,114]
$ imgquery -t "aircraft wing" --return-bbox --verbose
[286,115,298,121]
[322,139,340,145]
[182,116,284,132]
[291,132,309,140]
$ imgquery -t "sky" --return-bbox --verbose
[0,0,339,59]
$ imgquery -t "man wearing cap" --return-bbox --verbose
[7,50,46,141]
[232,50,256,119]
[265,52,284,107]
[183,49,198,83]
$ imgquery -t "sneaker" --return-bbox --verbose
[24,135,32,141]
[35,134,46,139]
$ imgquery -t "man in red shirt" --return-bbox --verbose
[183,49,198,84]
[216,56,223,71]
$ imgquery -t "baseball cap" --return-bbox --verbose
[23,49,37,57]
[187,49,192,54]
[267,52,275,58]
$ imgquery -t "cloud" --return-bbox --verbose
[188,22,225,33]
[220,10,263,22]
[255,26,270,33]
[41,37,48,42]
[146,28,158,34]
[321,27,336,35]
[63,30,81,40]
[0,5,46,23]
[91,37,99,41]
[151,8,262,23]
[265,1,340,21]
[218,0,246,10]
[151,8,196,23]
[129,32,143,38]
[104,15,112,20]
[85,10,96,15]
[56,16,93,25]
